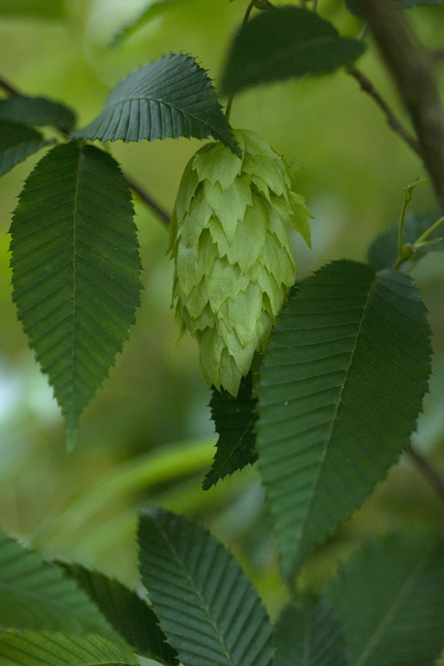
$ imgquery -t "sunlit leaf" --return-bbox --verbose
[73,54,240,156]
[256,260,432,581]
[9,142,142,448]
[328,531,444,666]
[0,120,46,176]
[368,211,444,271]
[112,0,198,44]
[64,564,179,665]
[0,0,65,19]
[221,6,366,95]
[0,631,138,666]
[0,96,76,133]
[0,529,117,639]
[274,597,346,666]
[139,507,273,666]
[203,373,258,490]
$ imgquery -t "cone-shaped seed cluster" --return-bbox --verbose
[169,129,311,396]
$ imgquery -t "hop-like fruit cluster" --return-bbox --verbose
[169,129,311,396]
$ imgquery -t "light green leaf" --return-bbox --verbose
[112,0,198,44]
[0,96,76,133]
[64,564,179,665]
[0,120,46,176]
[0,631,138,666]
[328,531,444,666]
[256,260,432,581]
[274,597,346,666]
[0,529,118,639]
[138,507,273,666]
[221,6,366,95]
[0,0,65,19]
[9,142,142,448]
[73,54,240,156]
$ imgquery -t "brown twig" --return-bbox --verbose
[407,444,444,504]
[352,0,444,211]
[347,65,422,157]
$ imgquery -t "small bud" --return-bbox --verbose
[170,129,311,396]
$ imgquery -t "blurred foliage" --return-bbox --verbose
[0,0,443,621]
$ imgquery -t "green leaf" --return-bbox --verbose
[0,96,76,133]
[9,142,142,448]
[0,120,46,176]
[256,260,432,581]
[64,564,179,665]
[274,597,346,666]
[368,211,444,271]
[0,631,138,666]
[0,528,117,639]
[221,6,366,96]
[112,0,198,44]
[138,507,273,666]
[328,531,444,666]
[203,373,258,490]
[0,0,65,19]
[73,54,240,156]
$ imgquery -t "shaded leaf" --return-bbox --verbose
[221,6,366,95]
[0,630,137,666]
[256,260,432,581]
[9,142,142,448]
[64,564,179,665]
[328,531,444,666]
[203,372,258,490]
[0,120,46,176]
[0,0,65,19]
[0,528,117,639]
[274,597,346,666]
[112,0,198,44]
[139,507,273,666]
[368,211,444,271]
[0,95,76,133]
[73,54,240,156]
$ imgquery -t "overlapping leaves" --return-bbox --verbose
[9,141,142,448]
[256,260,432,581]
[73,54,240,156]
[139,507,273,666]
[0,120,46,176]
[0,95,76,132]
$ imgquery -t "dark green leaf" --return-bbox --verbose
[64,564,179,665]
[328,531,444,666]
[274,597,346,666]
[0,0,65,19]
[112,0,198,44]
[139,507,273,666]
[0,96,76,133]
[9,142,142,448]
[203,373,258,490]
[0,120,46,176]
[221,7,366,96]
[256,260,432,581]
[0,529,117,639]
[73,54,240,157]
[368,211,444,270]
[0,631,138,666]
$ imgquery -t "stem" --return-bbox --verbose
[414,214,444,245]
[346,65,422,157]
[352,0,444,211]
[407,444,444,504]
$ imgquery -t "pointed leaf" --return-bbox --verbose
[73,54,240,156]
[0,120,46,176]
[274,597,346,666]
[0,631,138,666]
[138,507,273,666]
[203,373,258,490]
[0,529,117,639]
[221,7,366,96]
[0,96,76,133]
[112,0,198,44]
[256,260,432,581]
[368,211,444,271]
[9,142,142,448]
[328,531,444,666]
[64,564,179,665]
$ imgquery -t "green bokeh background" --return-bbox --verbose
[0,0,444,617]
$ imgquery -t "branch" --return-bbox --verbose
[353,0,444,210]
[0,74,20,96]
[407,444,444,504]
